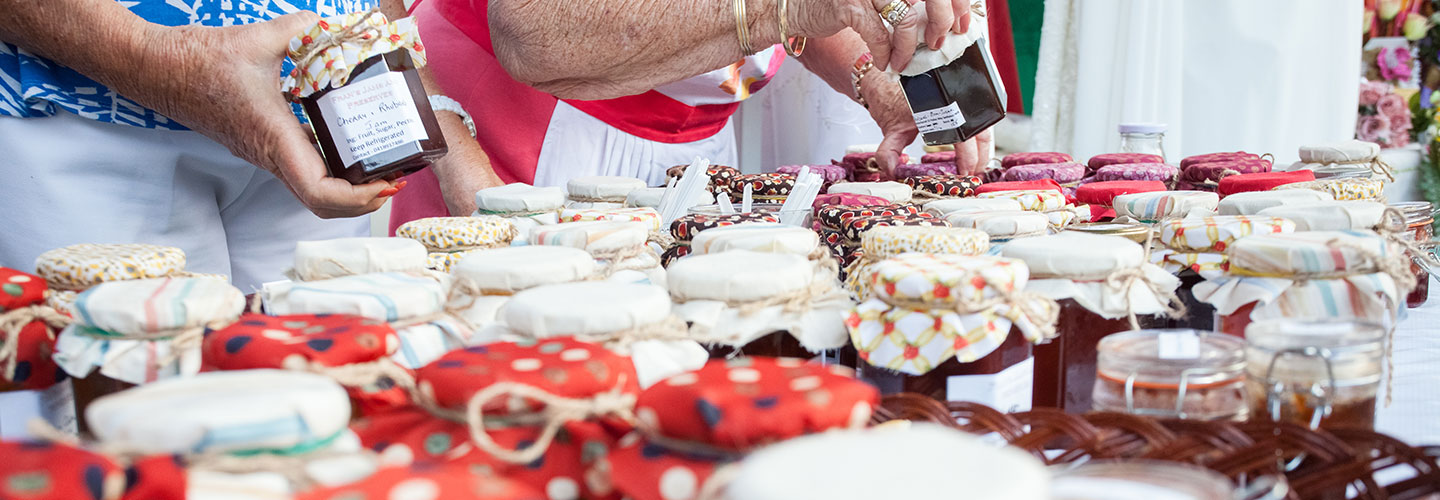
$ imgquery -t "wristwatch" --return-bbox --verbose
[428,95,476,139]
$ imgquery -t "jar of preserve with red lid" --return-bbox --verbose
[1001,232,1183,412]
[283,12,447,184]
[1093,329,1248,421]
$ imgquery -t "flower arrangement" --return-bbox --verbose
[1359,80,1415,148]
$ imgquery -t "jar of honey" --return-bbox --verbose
[1244,319,1384,431]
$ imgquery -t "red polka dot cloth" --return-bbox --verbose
[297,463,545,500]
[609,357,878,500]
[352,407,620,500]
[0,440,125,500]
[415,339,639,417]
[1000,152,1073,169]
[1085,152,1164,173]
[201,313,409,416]
[0,267,67,391]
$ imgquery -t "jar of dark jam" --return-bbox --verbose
[1245,319,1384,431]
[898,37,1007,145]
[1391,201,1435,308]
[1031,298,1164,412]
[858,329,1034,413]
[300,50,447,184]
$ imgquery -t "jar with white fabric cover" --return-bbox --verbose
[472,183,565,239]
[447,245,596,339]
[565,176,646,209]
[530,220,664,286]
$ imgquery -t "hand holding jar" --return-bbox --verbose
[787,0,974,72]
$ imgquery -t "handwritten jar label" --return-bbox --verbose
[317,72,430,169]
[914,102,966,135]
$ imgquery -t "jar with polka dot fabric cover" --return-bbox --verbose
[530,221,664,286]
[201,313,411,417]
[1150,216,1297,331]
[608,357,879,500]
[905,174,983,200]
[499,282,706,387]
[846,253,1058,409]
[261,271,470,369]
[1000,232,1184,412]
[447,246,597,333]
[566,176,647,209]
[0,440,129,500]
[1093,163,1179,185]
[396,216,520,272]
[291,237,429,282]
[1192,230,1411,338]
[668,250,852,360]
[297,463,546,500]
[1000,162,1087,186]
[0,267,68,391]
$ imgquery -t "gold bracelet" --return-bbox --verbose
[778,0,806,57]
[734,0,755,56]
[851,52,874,108]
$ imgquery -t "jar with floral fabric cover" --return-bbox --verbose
[1276,177,1386,202]
[1192,231,1413,338]
[843,225,990,301]
[846,253,1058,412]
[834,211,948,278]
[1151,216,1298,331]
[1000,232,1186,412]
[396,216,519,272]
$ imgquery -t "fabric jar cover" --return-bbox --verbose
[1,267,67,391]
[263,272,446,323]
[846,226,990,300]
[54,277,245,384]
[1298,139,1381,164]
[728,173,797,199]
[920,151,955,164]
[201,313,407,416]
[668,213,779,242]
[1179,158,1272,184]
[973,179,1064,196]
[1001,162,1086,184]
[567,176,647,203]
[1000,232,1181,320]
[1216,170,1316,197]
[814,204,923,231]
[777,164,847,184]
[453,246,596,295]
[836,151,894,182]
[1276,177,1386,202]
[1093,162,1179,183]
[87,369,350,455]
[668,251,851,351]
[810,193,890,212]
[1159,216,1296,253]
[668,164,742,195]
[298,464,545,500]
[427,250,482,273]
[974,189,1068,212]
[690,223,821,257]
[34,243,185,291]
[1217,189,1335,216]
[1180,151,1260,169]
[397,216,518,252]
[0,440,127,500]
[530,220,649,254]
[1225,230,1399,278]
[661,244,690,267]
[848,254,1055,375]
[280,11,424,98]
[826,181,913,203]
[838,213,948,243]
[1073,180,1167,207]
[922,197,1022,216]
[501,283,705,387]
[476,183,565,214]
[944,211,1050,241]
[1001,152,1074,169]
[626,187,714,209]
[1086,152,1164,172]
[1112,191,1220,223]
[292,237,429,281]
[725,425,1050,500]
[560,207,663,233]
[415,338,639,423]
[1151,250,1230,279]
[904,175,983,198]
[1256,200,1388,231]
[893,163,957,179]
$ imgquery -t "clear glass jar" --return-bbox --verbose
[1051,461,1234,500]
[1093,329,1248,421]
[1391,201,1435,307]
[1245,319,1385,431]
[1118,123,1167,162]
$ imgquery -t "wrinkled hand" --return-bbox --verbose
[951,129,993,176]
[120,12,394,218]
[791,0,972,72]
[859,72,917,178]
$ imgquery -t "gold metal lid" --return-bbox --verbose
[1064,222,1151,244]
[923,144,955,153]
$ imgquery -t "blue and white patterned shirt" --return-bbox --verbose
[0,0,373,130]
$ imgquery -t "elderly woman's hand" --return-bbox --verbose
[790,0,972,73]
[859,69,989,177]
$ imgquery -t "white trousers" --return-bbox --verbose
[0,112,367,293]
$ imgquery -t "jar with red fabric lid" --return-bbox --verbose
[1001,233,1184,412]
[847,253,1057,412]
[1216,170,1316,197]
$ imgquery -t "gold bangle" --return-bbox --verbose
[734,0,755,56]
[851,52,874,108]
[778,0,806,57]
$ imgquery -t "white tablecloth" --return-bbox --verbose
[1377,275,1440,446]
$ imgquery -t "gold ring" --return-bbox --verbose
[878,0,911,26]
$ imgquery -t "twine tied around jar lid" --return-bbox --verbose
[0,305,71,382]
[874,272,1062,342]
[459,378,638,465]
[1327,155,1395,183]
[1376,207,1437,290]
[587,244,661,279]
[286,8,386,103]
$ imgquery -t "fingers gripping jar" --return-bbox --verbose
[1093,329,1248,421]
[1245,319,1385,431]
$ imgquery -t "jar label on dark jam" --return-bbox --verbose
[317,72,430,167]
[945,357,1034,413]
[914,101,966,135]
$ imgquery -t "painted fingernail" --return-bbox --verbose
[396,180,408,191]
[377,187,400,198]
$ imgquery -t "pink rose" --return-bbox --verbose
[1358,115,1390,143]
[1359,81,1388,107]
[1391,131,1411,148]
[1377,93,1408,119]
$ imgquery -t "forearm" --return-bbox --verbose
[489,0,786,99]
[795,31,869,99]
[0,0,162,102]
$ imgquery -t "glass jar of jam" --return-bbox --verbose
[1244,319,1384,431]
[898,36,1006,145]
[1391,201,1435,307]
[1093,329,1248,421]
[286,14,447,185]
[858,331,1034,413]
